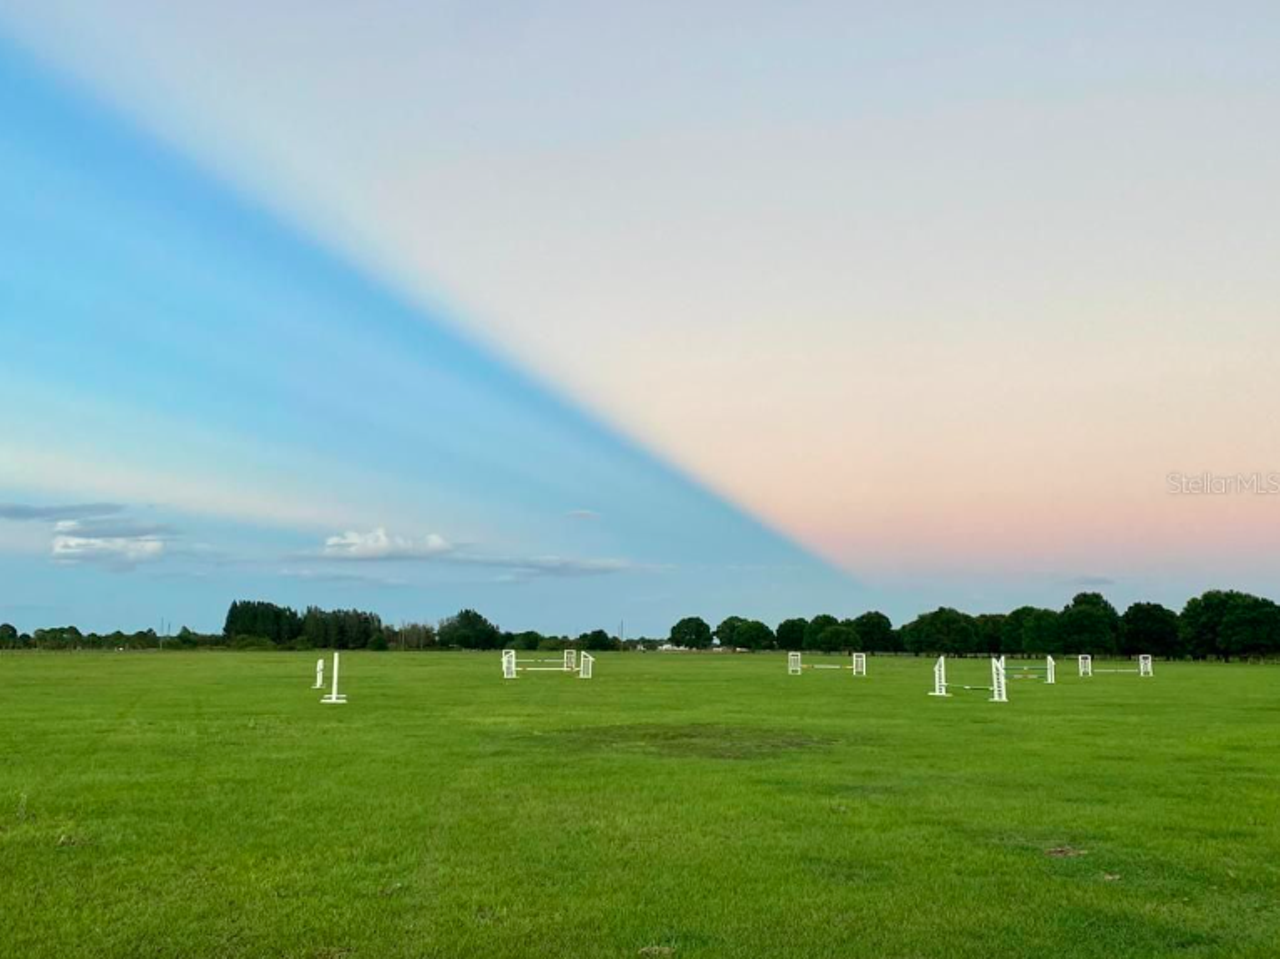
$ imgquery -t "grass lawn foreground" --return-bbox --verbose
[1,652,1278,958]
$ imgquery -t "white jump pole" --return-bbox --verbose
[1139,654,1154,677]
[502,649,517,679]
[320,651,347,704]
[852,652,867,676]
[990,655,1007,703]
[788,652,802,675]
[929,655,949,696]
[312,657,324,689]
[1078,654,1092,677]
[1046,655,1056,685]
[578,652,594,679]
[564,649,577,671]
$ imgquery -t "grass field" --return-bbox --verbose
[2,652,1278,958]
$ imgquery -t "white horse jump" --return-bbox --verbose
[1079,654,1153,678]
[928,655,1007,703]
[503,648,592,679]
[320,651,347,704]
[787,651,867,676]
[1007,656,1056,684]
[312,657,325,689]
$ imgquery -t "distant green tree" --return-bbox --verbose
[850,611,894,652]
[669,616,712,649]
[734,620,774,650]
[508,630,544,651]
[1021,609,1062,655]
[817,625,857,652]
[1119,602,1182,658]
[1181,590,1243,660]
[901,608,978,655]
[578,629,615,651]
[0,623,17,648]
[1058,593,1117,655]
[803,615,839,650]
[974,614,1006,655]
[438,609,502,649]
[776,618,808,651]
[1219,594,1280,660]
[713,616,747,648]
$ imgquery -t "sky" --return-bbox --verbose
[1,4,1279,634]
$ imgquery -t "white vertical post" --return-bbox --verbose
[578,652,594,679]
[929,656,949,696]
[788,651,802,675]
[321,651,347,704]
[312,657,324,689]
[1078,654,1092,678]
[564,648,577,672]
[1138,654,1153,677]
[502,649,517,679]
[852,652,866,676]
[990,656,1007,703]
[1046,655,1056,685]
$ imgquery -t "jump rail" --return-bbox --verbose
[1078,654,1153,678]
[787,652,867,676]
[503,648,593,679]
[1007,655,1055,684]
[928,655,1007,703]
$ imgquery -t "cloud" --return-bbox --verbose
[1068,575,1117,587]
[472,554,631,578]
[52,533,165,568]
[322,526,453,560]
[54,518,176,539]
[277,567,409,587]
[315,527,632,579]
[0,502,123,521]
[0,502,176,570]
[566,509,601,520]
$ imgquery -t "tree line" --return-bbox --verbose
[2,589,1278,659]
[668,590,1280,660]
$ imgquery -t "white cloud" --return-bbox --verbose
[315,527,632,579]
[52,534,165,566]
[322,526,452,560]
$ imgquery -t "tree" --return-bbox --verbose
[669,616,712,649]
[803,615,839,650]
[509,630,544,651]
[817,625,857,652]
[850,611,894,652]
[901,608,978,655]
[0,623,19,648]
[776,618,808,651]
[713,616,747,649]
[1219,594,1280,660]
[1181,590,1242,660]
[974,614,1006,655]
[1058,593,1118,655]
[734,620,774,650]
[578,629,615,651]
[1022,609,1062,655]
[438,609,502,649]
[1119,602,1182,658]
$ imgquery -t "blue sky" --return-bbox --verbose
[3,5,1279,633]
[0,33,856,635]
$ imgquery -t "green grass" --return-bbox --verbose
[1,652,1278,958]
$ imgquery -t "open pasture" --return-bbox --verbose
[2,653,1278,958]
